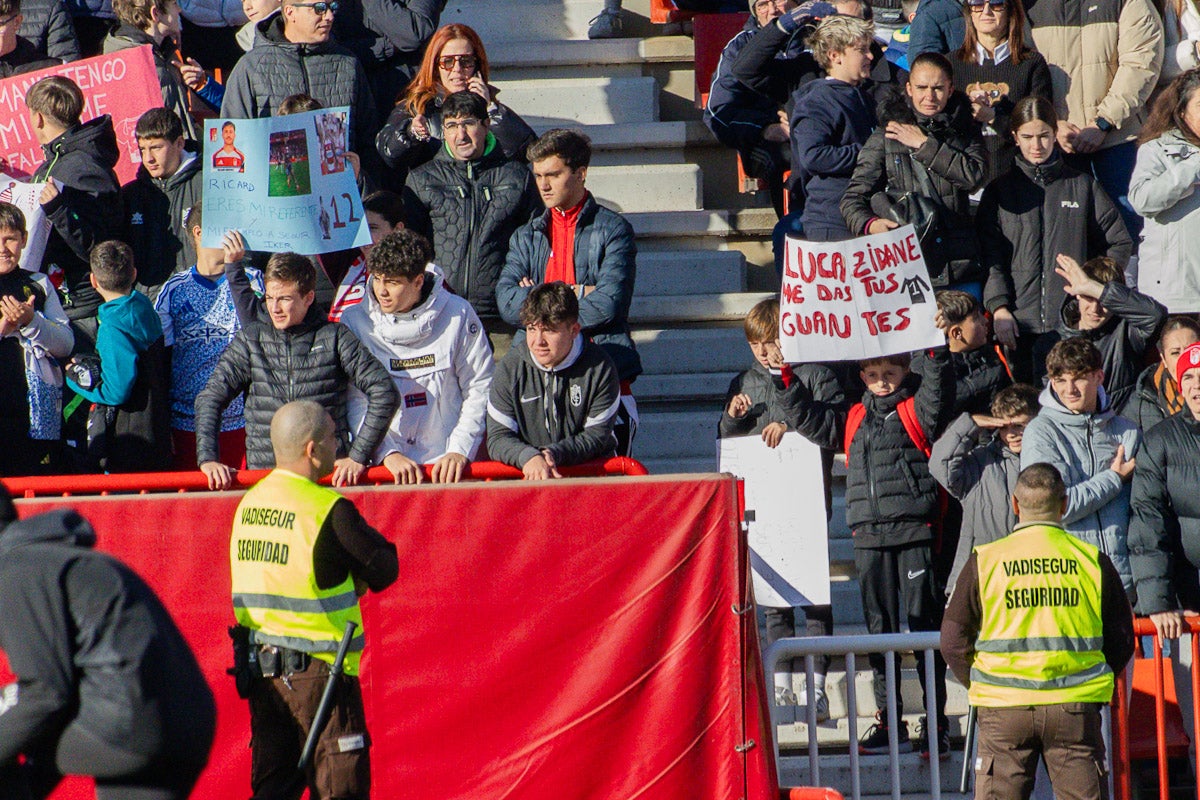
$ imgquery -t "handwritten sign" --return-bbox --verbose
[201,107,369,255]
[779,225,943,362]
[0,46,162,184]
[718,432,830,607]
[0,175,51,271]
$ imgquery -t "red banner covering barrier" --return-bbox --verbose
[0,46,163,183]
[1,473,777,799]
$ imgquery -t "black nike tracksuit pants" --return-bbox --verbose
[855,540,948,725]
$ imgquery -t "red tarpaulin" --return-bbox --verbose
[2,474,778,799]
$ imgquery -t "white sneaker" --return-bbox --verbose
[797,689,831,722]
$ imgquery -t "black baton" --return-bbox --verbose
[298,620,358,773]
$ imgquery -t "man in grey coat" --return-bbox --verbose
[219,0,376,155]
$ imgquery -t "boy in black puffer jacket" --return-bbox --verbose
[844,340,954,758]
[912,290,1011,417]
[718,297,846,721]
[27,75,123,341]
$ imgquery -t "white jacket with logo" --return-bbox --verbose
[340,265,494,465]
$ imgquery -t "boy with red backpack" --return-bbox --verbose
[844,341,954,758]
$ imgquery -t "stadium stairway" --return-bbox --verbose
[446,0,970,788]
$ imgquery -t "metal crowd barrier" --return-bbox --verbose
[764,631,945,800]
[1,456,650,497]
[1111,616,1200,800]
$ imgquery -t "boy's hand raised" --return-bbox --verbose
[970,414,1006,429]
[39,181,59,206]
[727,393,753,418]
[222,230,246,264]
[1055,253,1104,300]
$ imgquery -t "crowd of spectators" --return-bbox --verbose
[0,0,663,486]
[697,0,1200,758]
[6,0,1200,755]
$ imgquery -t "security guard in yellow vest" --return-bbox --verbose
[941,463,1134,800]
[230,401,398,800]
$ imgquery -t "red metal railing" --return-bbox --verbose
[1112,617,1200,800]
[1,457,650,498]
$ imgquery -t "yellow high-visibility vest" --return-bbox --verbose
[968,523,1113,707]
[230,469,364,675]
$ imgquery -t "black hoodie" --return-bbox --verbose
[121,147,204,294]
[0,509,215,778]
[32,114,123,321]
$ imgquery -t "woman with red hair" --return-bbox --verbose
[376,23,537,179]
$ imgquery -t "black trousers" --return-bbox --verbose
[855,541,948,723]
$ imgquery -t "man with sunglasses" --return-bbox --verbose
[220,0,377,156]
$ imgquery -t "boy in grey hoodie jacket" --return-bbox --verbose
[1019,336,1140,592]
[931,383,1039,591]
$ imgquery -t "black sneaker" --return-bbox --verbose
[916,716,950,760]
[859,714,911,754]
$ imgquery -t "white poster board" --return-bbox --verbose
[779,224,943,363]
[718,431,831,606]
[0,175,52,272]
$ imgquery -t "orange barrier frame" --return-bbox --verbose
[1112,617,1200,800]
[1,457,649,498]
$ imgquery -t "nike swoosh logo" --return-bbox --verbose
[907,570,925,581]
[520,394,540,403]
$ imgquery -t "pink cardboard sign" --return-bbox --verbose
[0,45,163,184]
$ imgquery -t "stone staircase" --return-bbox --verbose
[448,2,968,794]
[448,0,778,479]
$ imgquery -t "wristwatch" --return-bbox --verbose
[1095,117,1114,133]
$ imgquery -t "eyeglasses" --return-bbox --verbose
[0,13,20,27]
[437,54,478,71]
[967,0,1006,10]
[752,0,789,10]
[442,118,483,133]
[291,1,337,14]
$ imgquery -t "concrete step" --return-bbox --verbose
[632,326,747,374]
[581,121,722,167]
[629,207,776,245]
[630,291,773,325]
[493,76,660,127]
[442,0,605,43]
[634,371,737,403]
[635,249,745,296]
[634,408,717,461]
[489,37,694,78]
[586,163,702,213]
[779,750,967,797]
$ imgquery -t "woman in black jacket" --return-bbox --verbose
[1130,340,1200,639]
[948,0,1052,187]
[840,52,986,291]
[375,24,536,185]
[977,96,1132,382]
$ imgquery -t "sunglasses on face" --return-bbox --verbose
[291,1,337,13]
[438,54,478,71]
[968,0,1007,9]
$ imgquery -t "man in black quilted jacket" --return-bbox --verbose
[193,252,397,489]
[402,90,539,338]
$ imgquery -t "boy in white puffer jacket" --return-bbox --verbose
[340,229,494,484]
